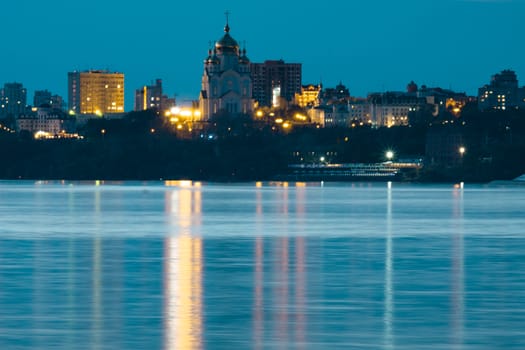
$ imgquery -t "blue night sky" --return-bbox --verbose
[1,0,523,110]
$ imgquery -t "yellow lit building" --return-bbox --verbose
[68,70,125,115]
[446,98,467,117]
[294,84,321,108]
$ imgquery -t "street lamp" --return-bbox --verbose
[459,146,466,156]
[386,150,394,161]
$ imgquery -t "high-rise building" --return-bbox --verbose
[199,19,254,120]
[478,69,521,111]
[250,60,302,108]
[33,90,52,108]
[520,87,525,108]
[50,95,64,111]
[34,90,64,110]
[0,82,27,117]
[134,79,175,112]
[68,70,125,115]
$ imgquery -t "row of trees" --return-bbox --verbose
[0,106,524,182]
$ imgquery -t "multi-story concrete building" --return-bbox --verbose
[307,106,327,126]
[16,106,74,137]
[417,85,470,117]
[68,70,124,115]
[348,98,371,123]
[0,82,27,117]
[199,20,254,120]
[134,79,175,112]
[251,60,302,108]
[320,82,350,104]
[478,69,523,111]
[33,90,64,110]
[308,100,371,128]
[516,87,524,109]
[308,83,368,127]
[34,90,52,108]
[368,92,425,127]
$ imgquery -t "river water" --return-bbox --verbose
[1,180,524,349]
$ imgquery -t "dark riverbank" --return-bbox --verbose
[0,132,522,183]
[1,109,524,182]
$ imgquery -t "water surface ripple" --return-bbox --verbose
[1,181,524,349]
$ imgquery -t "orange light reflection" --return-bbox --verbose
[164,185,203,350]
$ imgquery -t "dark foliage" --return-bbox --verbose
[1,108,524,182]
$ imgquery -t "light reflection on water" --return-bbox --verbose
[0,181,525,349]
[164,186,202,350]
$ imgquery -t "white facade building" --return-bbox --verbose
[368,92,423,127]
[199,21,254,120]
[16,108,71,136]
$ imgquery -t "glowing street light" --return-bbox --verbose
[386,150,394,161]
[180,109,192,117]
[294,113,307,121]
[459,146,466,155]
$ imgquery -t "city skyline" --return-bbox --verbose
[1,0,524,110]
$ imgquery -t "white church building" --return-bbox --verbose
[199,19,254,120]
